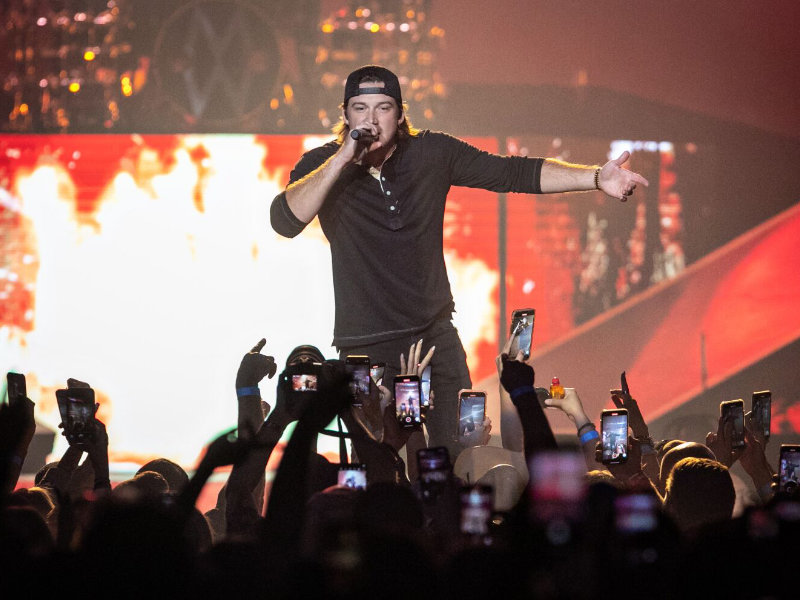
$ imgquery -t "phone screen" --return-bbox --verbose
[291,373,318,391]
[345,355,371,406]
[779,445,800,494]
[418,447,450,479]
[615,493,659,534]
[509,308,535,359]
[601,409,629,464]
[56,388,95,442]
[528,450,586,522]
[418,447,451,500]
[460,485,493,535]
[420,365,432,408]
[370,362,385,386]
[721,400,746,448]
[337,465,367,489]
[458,391,486,436]
[6,372,27,407]
[751,390,771,439]
[394,376,421,428]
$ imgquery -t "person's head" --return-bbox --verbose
[659,442,716,487]
[136,458,189,494]
[112,471,169,501]
[654,438,684,464]
[286,344,325,367]
[662,457,735,534]
[475,464,526,511]
[333,65,417,145]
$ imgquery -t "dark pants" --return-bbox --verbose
[338,318,472,460]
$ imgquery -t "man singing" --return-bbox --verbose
[270,65,648,457]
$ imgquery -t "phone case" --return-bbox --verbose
[394,376,421,428]
[458,391,486,436]
[720,400,746,448]
[601,409,629,464]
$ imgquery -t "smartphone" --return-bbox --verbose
[460,484,493,535]
[345,355,371,406]
[418,447,451,501]
[458,390,486,437]
[601,408,629,464]
[751,390,771,440]
[6,372,27,408]
[420,365,432,408]
[279,362,321,400]
[394,375,422,428]
[720,399,746,448]
[370,362,385,387]
[535,387,552,409]
[779,445,800,494]
[417,446,451,482]
[509,308,535,359]
[337,464,367,489]
[55,387,96,444]
[528,449,586,522]
[615,492,659,534]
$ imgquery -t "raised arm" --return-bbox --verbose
[499,354,557,462]
[261,361,351,564]
[235,338,277,440]
[545,388,600,471]
[0,394,35,495]
[281,124,386,225]
[283,150,352,224]
[540,151,649,201]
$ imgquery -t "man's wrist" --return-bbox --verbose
[508,385,535,403]
[633,434,656,455]
[236,386,261,398]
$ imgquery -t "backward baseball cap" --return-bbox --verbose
[343,65,403,109]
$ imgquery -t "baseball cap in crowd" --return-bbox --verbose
[343,65,403,109]
[286,344,326,366]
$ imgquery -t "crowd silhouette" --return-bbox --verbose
[2,333,798,599]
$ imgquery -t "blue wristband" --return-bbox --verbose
[236,386,261,398]
[580,429,599,444]
[510,385,535,400]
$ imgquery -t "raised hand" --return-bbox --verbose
[598,151,650,202]
[706,414,743,467]
[610,379,650,440]
[499,354,534,396]
[400,338,435,376]
[458,415,493,448]
[545,387,591,429]
[235,338,277,389]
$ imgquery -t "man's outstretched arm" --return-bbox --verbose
[539,150,649,200]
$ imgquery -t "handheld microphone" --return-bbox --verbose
[350,128,375,143]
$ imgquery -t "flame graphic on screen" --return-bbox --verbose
[1,134,498,467]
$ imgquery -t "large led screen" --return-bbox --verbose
[0,134,500,466]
